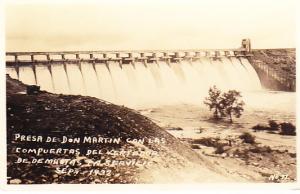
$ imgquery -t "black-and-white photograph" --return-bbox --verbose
[3,0,297,185]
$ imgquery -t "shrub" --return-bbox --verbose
[239,132,256,144]
[26,85,40,95]
[166,127,183,131]
[252,124,270,131]
[192,138,217,147]
[280,122,296,136]
[268,120,279,131]
[191,144,201,149]
[215,144,225,154]
[249,146,272,153]
[289,153,296,158]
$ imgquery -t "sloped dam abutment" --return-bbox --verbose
[248,48,296,91]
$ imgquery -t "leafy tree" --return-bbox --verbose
[221,90,245,123]
[203,86,224,119]
[204,86,245,122]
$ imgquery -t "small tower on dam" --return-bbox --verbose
[241,38,251,53]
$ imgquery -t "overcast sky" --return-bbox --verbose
[5,0,297,51]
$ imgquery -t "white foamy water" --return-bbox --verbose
[133,62,158,106]
[66,64,86,95]
[109,61,135,105]
[18,66,36,86]
[6,67,18,80]
[80,62,101,98]
[240,58,262,90]
[51,64,70,94]
[95,63,116,103]
[6,57,293,111]
[35,65,54,92]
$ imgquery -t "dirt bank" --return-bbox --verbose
[6,75,233,184]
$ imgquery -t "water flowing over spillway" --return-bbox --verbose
[6,57,262,108]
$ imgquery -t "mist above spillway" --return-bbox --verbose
[6,57,262,108]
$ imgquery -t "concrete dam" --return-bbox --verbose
[6,39,265,107]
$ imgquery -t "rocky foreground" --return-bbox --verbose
[7,75,232,184]
[142,104,296,183]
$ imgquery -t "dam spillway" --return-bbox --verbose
[5,40,263,107]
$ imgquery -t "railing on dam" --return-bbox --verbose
[5,48,252,66]
[6,39,253,66]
